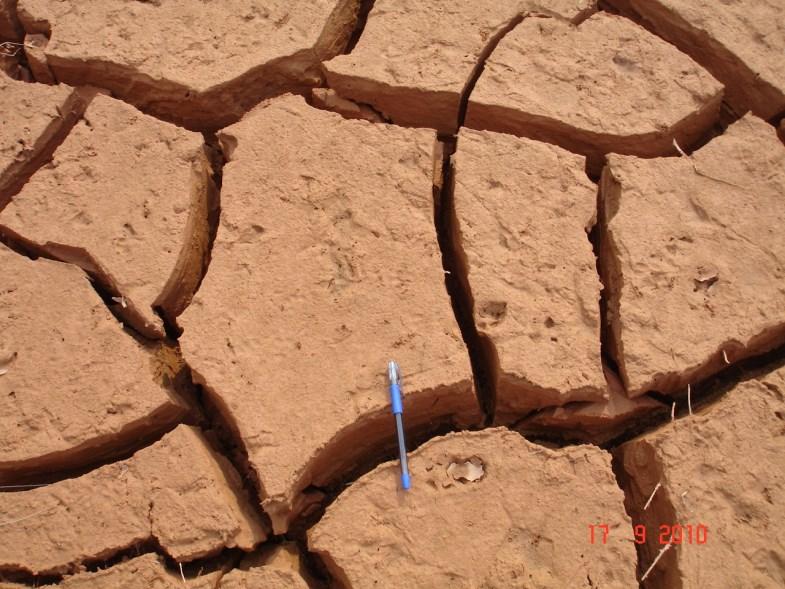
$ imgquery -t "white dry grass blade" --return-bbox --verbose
[687,384,692,416]
[643,481,661,511]
[640,543,673,582]
[179,562,187,586]
[0,505,59,528]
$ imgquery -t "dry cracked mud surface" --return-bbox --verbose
[2,0,784,586]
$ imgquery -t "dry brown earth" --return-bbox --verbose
[0,426,265,575]
[451,128,605,419]
[616,367,785,588]
[309,428,637,588]
[0,93,215,338]
[466,13,723,165]
[600,114,785,396]
[323,0,596,134]
[179,95,479,534]
[607,0,785,120]
[16,0,360,129]
[0,73,93,208]
[0,245,189,482]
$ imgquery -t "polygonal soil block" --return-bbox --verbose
[616,368,785,588]
[607,0,785,120]
[452,128,605,420]
[0,245,189,482]
[179,95,480,533]
[466,13,722,166]
[0,426,265,575]
[16,0,360,129]
[600,114,785,396]
[309,428,638,588]
[323,0,596,135]
[0,94,215,338]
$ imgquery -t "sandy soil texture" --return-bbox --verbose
[310,428,637,588]
[600,114,785,397]
[1,0,784,585]
[616,367,785,587]
[179,95,479,533]
[0,93,215,338]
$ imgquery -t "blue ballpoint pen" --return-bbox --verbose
[387,360,411,490]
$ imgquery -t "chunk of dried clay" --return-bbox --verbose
[0,94,216,338]
[452,128,605,420]
[0,245,189,482]
[0,426,265,575]
[309,428,637,588]
[179,94,479,534]
[466,13,723,166]
[616,367,785,588]
[0,72,94,208]
[16,0,360,129]
[323,0,596,134]
[607,0,785,120]
[519,366,666,444]
[600,114,785,396]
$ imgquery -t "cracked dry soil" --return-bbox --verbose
[1,1,785,588]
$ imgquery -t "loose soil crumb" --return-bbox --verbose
[466,13,723,163]
[0,72,94,209]
[0,93,215,338]
[608,0,785,120]
[600,114,785,396]
[309,428,637,588]
[0,244,189,482]
[616,367,785,588]
[16,0,360,129]
[179,95,479,534]
[323,0,595,134]
[0,426,265,575]
[452,128,605,418]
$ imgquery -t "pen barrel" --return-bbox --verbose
[389,382,403,415]
[394,413,411,490]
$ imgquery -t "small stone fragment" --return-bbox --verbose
[0,72,94,208]
[608,0,785,120]
[16,0,360,129]
[600,114,785,396]
[0,94,215,338]
[179,95,479,534]
[0,245,189,482]
[309,428,637,588]
[616,367,785,588]
[519,366,667,444]
[452,128,605,419]
[323,0,596,134]
[466,13,722,164]
[0,426,266,575]
[310,88,384,123]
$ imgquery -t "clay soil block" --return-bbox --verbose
[0,72,93,209]
[600,114,785,397]
[0,93,216,338]
[179,95,480,534]
[466,13,723,166]
[616,368,785,588]
[451,128,605,420]
[16,0,360,129]
[0,245,190,483]
[608,0,785,120]
[323,0,595,135]
[309,428,638,588]
[0,426,265,576]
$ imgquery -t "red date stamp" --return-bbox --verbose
[588,523,708,545]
